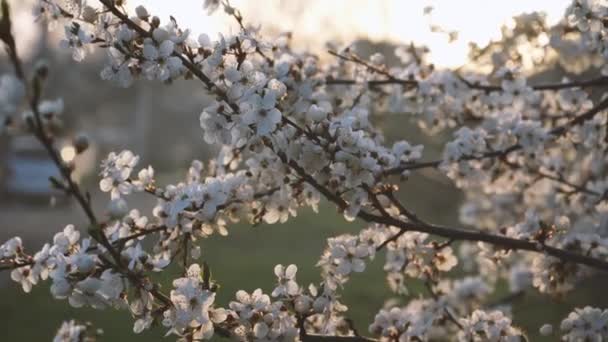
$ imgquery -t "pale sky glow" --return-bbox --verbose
[130,0,572,68]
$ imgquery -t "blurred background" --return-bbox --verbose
[1,0,608,341]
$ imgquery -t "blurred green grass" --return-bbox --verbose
[2,203,608,341]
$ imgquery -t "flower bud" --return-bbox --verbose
[306,104,327,122]
[312,296,329,313]
[34,60,49,80]
[539,324,553,336]
[151,16,160,28]
[82,6,98,24]
[294,295,311,313]
[73,134,90,154]
[135,5,149,20]
[370,52,385,65]
[152,28,169,43]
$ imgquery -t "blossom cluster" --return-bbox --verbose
[560,306,608,341]
[53,320,101,342]
[457,310,525,341]
[1,0,608,341]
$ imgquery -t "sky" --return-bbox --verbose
[8,0,573,67]
[128,0,573,68]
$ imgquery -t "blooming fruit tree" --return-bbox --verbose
[3,0,608,341]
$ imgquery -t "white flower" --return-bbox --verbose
[200,105,232,145]
[263,194,295,224]
[392,141,424,164]
[52,225,80,254]
[434,247,458,272]
[11,266,37,292]
[142,39,183,81]
[557,86,592,112]
[343,190,368,222]
[500,77,535,109]
[0,237,23,258]
[99,150,139,199]
[69,276,107,309]
[98,269,124,303]
[163,264,218,338]
[458,310,524,341]
[100,47,134,88]
[241,92,282,136]
[133,313,154,334]
[200,179,229,219]
[53,320,87,342]
[32,243,53,281]
[132,166,154,190]
[561,307,608,342]
[512,119,548,154]
[272,264,299,297]
[506,210,541,239]
[442,127,488,163]
[531,255,577,294]
[59,23,93,62]
[71,238,96,273]
[333,236,368,275]
[121,242,167,272]
[50,258,72,299]
[125,243,146,270]
[198,33,212,49]
[306,104,328,122]
[317,233,373,289]
[369,300,443,341]
[138,166,154,185]
[230,288,271,320]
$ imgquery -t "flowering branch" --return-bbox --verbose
[326,49,608,92]
[3,0,608,341]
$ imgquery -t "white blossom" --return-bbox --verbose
[271,264,299,297]
[561,307,608,342]
[59,23,93,62]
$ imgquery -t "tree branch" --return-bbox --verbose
[385,96,608,177]
[325,49,608,93]
[282,153,608,271]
